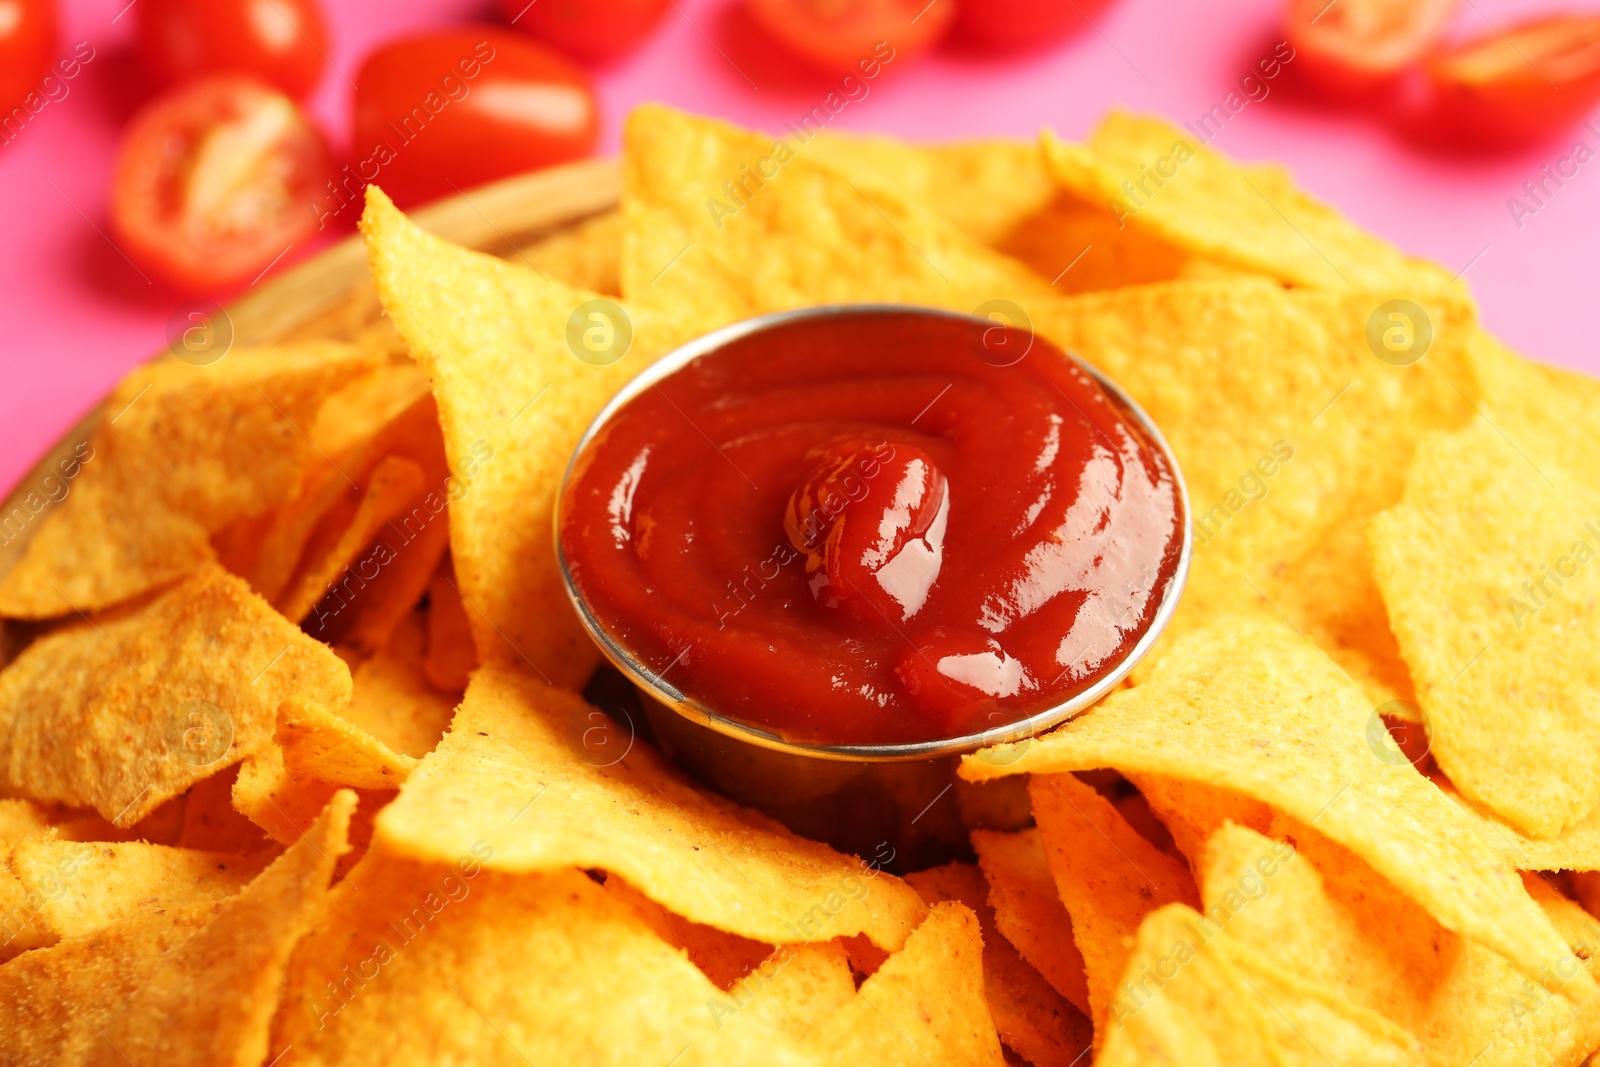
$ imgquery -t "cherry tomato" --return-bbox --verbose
[1285,0,1458,97]
[136,0,328,100]
[746,0,952,71]
[353,29,598,207]
[1426,15,1600,148]
[0,0,56,111]
[111,77,332,293]
[499,0,668,64]
[951,0,1115,52]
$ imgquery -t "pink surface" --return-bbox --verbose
[2,0,1597,498]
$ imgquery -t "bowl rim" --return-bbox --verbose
[555,303,1192,763]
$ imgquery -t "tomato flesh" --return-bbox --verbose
[746,0,952,71]
[500,0,669,64]
[0,0,56,111]
[1427,15,1600,147]
[353,29,598,208]
[951,0,1115,52]
[1286,0,1458,96]
[136,0,328,100]
[111,77,331,293]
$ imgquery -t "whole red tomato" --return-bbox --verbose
[111,77,332,293]
[951,0,1115,52]
[0,0,56,111]
[746,0,952,71]
[1427,15,1600,148]
[500,0,668,64]
[353,29,598,207]
[136,0,329,100]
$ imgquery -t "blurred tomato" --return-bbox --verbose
[500,0,668,64]
[353,29,597,207]
[1427,15,1600,147]
[136,0,328,100]
[1286,0,1457,97]
[951,0,1114,52]
[0,0,56,111]
[111,77,332,293]
[747,0,951,70]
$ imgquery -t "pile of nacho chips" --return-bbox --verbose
[2,104,1598,1066]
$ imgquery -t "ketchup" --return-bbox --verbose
[559,309,1185,746]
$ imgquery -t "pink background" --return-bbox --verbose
[3,0,1597,497]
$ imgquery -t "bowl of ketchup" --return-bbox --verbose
[557,306,1190,867]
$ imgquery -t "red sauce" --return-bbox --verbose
[559,309,1185,746]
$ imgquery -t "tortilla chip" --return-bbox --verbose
[620,105,1056,327]
[9,838,269,940]
[1095,903,1279,1067]
[969,826,1093,1017]
[275,695,419,790]
[422,555,476,691]
[374,665,927,951]
[995,189,1193,293]
[270,846,816,1067]
[1028,772,1200,1040]
[601,872,775,989]
[1203,820,1600,1067]
[0,342,384,618]
[342,609,457,758]
[1465,327,1600,495]
[1045,113,1453,291]
[0,790,353,1065]
[810,901,1005,1066]
[1131,773,1273,863]
[517,209,623,295]
[1370,417,1600,837]
[0,562,352,825]
[176,765,273,853]
[907,861,1095,1066]
[717,939,857,1043]
[961,613,1594,1000]
[362,186,681,688]
[307,354,433,459]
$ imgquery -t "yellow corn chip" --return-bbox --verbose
[0,562,351,825]
[1131,772,1273,863]
[362,186,682,688]
[1370,417,1600,837]
[962,613,1593,1000]
[307,354,432,459]
[176,764,273,853]
[373,665,927,951]
[0,342,384,618]
[342,609,456,758]
[1095,903,1279,1067]
[9,838,269,940]
[1028,772,1200,1040]
[0,790,353,1065]
[601,872,774,989]
[1466,328,1600,494]
[517,209,623,295]
[969,826,1093,1017]
[907,861,1094,1066]
[620,105,1057,327]
[715,940,856,1043]
[275,695,419,789]
[1046,112,1453,290]
[422,555,476,691]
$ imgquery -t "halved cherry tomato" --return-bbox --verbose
[111,77,332,293]
[499,0,668,64]
[951,0,1115,52]
[136,0,328,100]
[746,0,952,71]
[0,0,56,111]
[1427,15,1600,147]
[353,29,598,207]
[1286,0,1458,97]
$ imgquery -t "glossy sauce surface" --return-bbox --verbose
[559,310,1185,746]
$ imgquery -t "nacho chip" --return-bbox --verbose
[1465,328,1600,494]
[176,765,273,853]
[620,105,1057,327]
[0,790,353,1065]
[0,342,384,618]
[343,609,457,758]
[716,940,857,1043]
[962,613,1593,999]
[1045,112,1453,291]
[601,872,774,989]
[422,556,477,691]
[907,861,1094,1066]
[0,562,352,825]
[374,665,927,951]
[517,209,623,295]
[9,838,269,940]
[1370,417,1600,838]
[969,826,1093,1017]
[1131,772,1273,863]
[275,695,419,789]
[362,186,681,687]
[1028,772,1200,1039]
